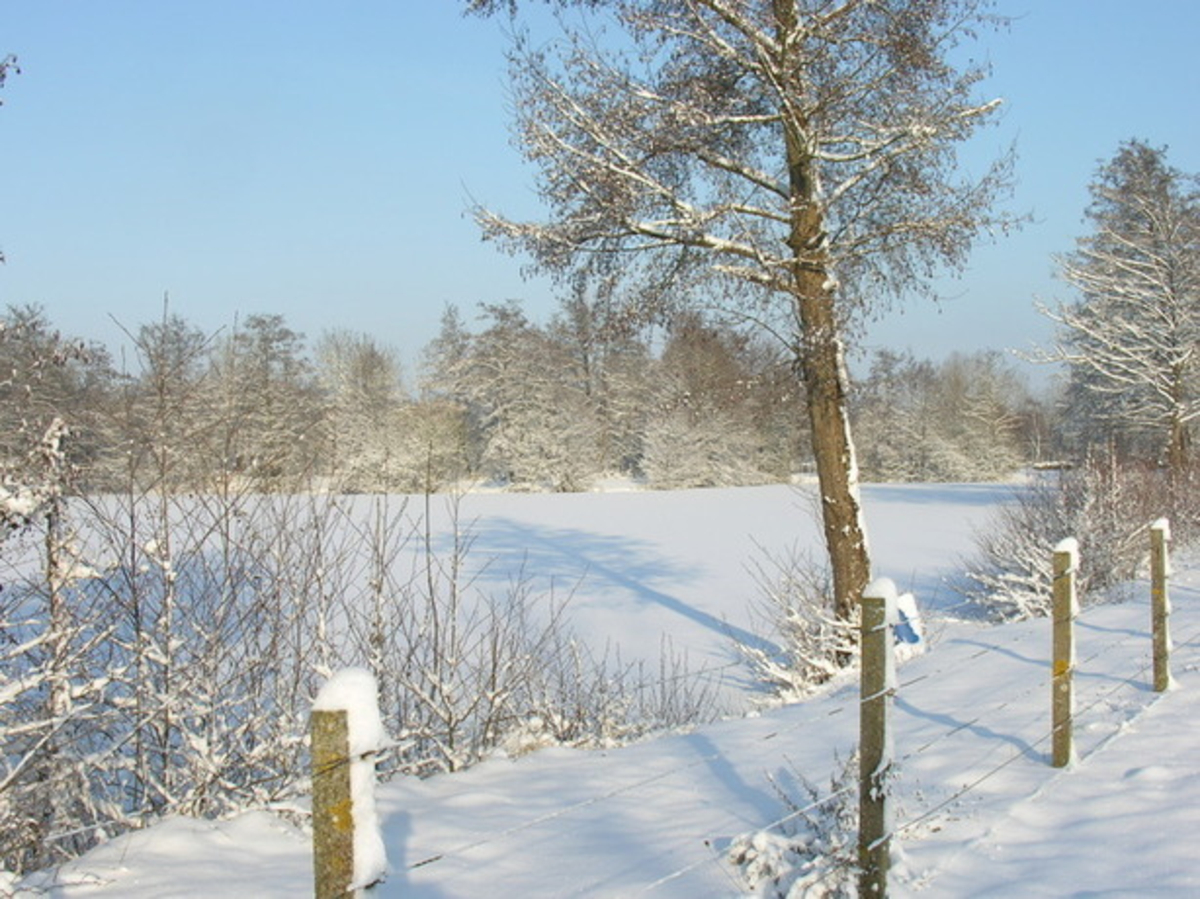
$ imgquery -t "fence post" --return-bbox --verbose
[312,708,354,899]
[1051,538,1078,768]
[859,577,895,898]
[1151,518,1172,692]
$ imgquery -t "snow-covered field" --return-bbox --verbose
[13,483,1200,897]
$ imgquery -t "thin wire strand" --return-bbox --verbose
[895,616,1200,840]
[401,589,1200,888]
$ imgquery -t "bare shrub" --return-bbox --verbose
[965,456,1200,620]
[736,546,858,704]
[729,751,860,898]
[503,638,720,756]
[3,483,718,875]
[352,495,717,774]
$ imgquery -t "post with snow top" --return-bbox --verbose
[312,668,388,899]
[1051,539,1079,768]
[858,578,896,897]
[1150,519,1172,692]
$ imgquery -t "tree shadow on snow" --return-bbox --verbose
[894,695,1041,762]
[448,516,773,653]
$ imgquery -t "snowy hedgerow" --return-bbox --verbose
[964,457,1195,620]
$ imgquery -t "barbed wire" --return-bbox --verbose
[635,784,858,895]
[403,692,855,875]
[894,615,1200,842]
[364,579,1197,895]
[625,601,1197,898]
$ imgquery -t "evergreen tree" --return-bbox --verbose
[1040,141,1200,470]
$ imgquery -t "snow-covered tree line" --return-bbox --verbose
[0,300,1045,502]
[852,349,1044,482]
[422,300,816,490]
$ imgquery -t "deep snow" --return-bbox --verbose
[12,483,1200,897]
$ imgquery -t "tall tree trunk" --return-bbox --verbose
[783,163,871,622]
[41,421,76,863]
[1167,410,1190,474]
[775,0,871,622]
[796,291,871,623]
[1167,365,1191,474]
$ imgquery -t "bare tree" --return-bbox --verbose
[642,314,782,487]
[477,0,1015,619]
[1039,140,1200,472]
[0,313,110,873]
[548,293,655,476]
[0,54,16,98]
[316,329,409,491]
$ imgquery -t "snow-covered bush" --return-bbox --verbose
[735,546,858,703]
[729,752,860,898]
[502,638,719,756]
[964,457,1200,620]
[641,406,774,489]
[853,349,1032,484]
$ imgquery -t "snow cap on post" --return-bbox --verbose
[1053,537,1079,573]
[864,576,899,606]
[314,667,387,757]
[1151,518,1171,541]
[313,667,388,890]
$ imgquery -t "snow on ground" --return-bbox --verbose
[14,483,1200,897]
[400,483,1007,701]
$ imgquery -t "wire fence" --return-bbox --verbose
[307,529,1192,897]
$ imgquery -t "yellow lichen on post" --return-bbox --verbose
[1051,539,1078,768]
[312,708,354,899]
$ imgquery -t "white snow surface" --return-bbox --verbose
[1054,536,1080,572]
[15,483,1200,897]
[313,667,389,890]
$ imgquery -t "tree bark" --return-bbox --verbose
[797,290,871,623]
[775,0,871,622]
[1167,414,1189,473]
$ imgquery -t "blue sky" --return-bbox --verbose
[1,2,1197,386]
